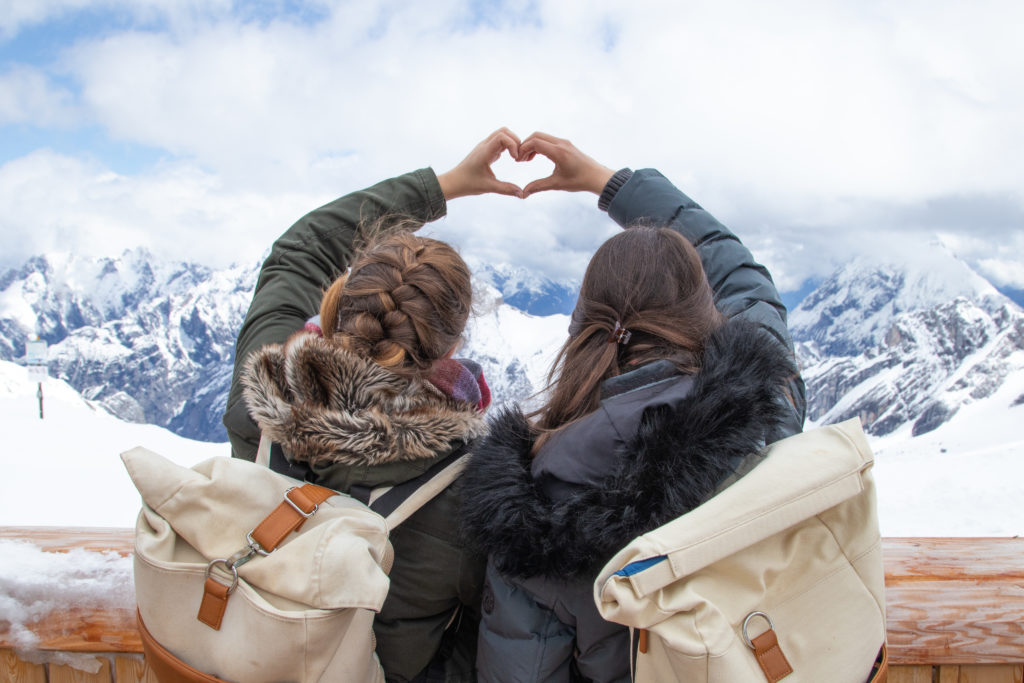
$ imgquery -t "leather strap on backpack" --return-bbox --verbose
[198,483,335,630]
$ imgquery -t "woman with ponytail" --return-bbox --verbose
[223,129,526,683]
[459,133,807,682]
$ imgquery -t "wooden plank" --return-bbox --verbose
[0,528,141,654]
[49,656,113,682]
[13,606,143,654]
[957,664,1024,682]
[0,649,47,683]
[114,655,159,683]
[4,530,1024,666]
[890,666,934,683]
[885,538,1024,581]
[939,666,962,683]
[0,527,134,555]
[884,538,1024,665]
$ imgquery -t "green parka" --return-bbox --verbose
[223,168,483,683]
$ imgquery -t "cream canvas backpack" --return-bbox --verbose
[594,419,887,683]
[123,442,469,683]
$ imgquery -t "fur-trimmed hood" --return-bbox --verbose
[241,331,488,467]
[459,319,797,580]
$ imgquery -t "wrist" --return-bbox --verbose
[437,170,464,201]
[587,165,616,195]
[597,168,633,212]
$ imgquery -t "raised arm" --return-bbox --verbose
[518,132,806,437]
[609,170,805,436]
[223,129,527,460]
[223,169,448,460]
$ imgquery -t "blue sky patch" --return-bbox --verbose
[0,7,154,66]
[0,123,170,174]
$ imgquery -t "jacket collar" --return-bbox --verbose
[241,331,487,468]
[459,318,797,580]
[599,359,680,399]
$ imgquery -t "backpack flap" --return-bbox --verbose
[593,419,885,682]
[122,447,394,611]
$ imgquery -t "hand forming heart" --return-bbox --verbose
[436,128,616,202]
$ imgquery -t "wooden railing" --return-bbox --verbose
[1,528,1022,682]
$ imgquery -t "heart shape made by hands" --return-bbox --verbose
[490,151,555,191]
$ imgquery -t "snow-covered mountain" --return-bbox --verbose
[0,250,569,442]
[791,244,1024,436]
[469,261,579,316]
[2,243,1020,445]
[0,249,254,441]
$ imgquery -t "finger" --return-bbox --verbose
[514,146,535,162]
[522,175,559,197]
[490,132,520,161]
[490,181,525,199]
[519,137,560,163]
[494,126,522,146]
[522,131,563,146]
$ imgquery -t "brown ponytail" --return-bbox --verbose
[319,229,472,378]
[531,225,725,451]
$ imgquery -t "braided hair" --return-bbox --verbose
[319,231,472,378]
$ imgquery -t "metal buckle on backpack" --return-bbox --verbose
[284,486,319,518]
[742,611,774,649]
[245,531,271,557]
[205,558,240,594]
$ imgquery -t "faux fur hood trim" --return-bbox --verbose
[241,331,488,467]
[459,319,796,580]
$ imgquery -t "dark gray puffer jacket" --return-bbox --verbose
[459,170,806,682]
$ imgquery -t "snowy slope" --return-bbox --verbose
[858,368,1024,536]
[0,360,226,528]
[2,355,1021,536]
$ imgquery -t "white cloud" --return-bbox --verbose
[0,150,319,270]
[0,0,1021,291]
[0,66,80,126]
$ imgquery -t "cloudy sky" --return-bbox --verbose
[1,0,1022,297]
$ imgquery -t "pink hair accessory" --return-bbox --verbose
[609,321,632,345]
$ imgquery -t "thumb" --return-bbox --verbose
[522,175,558,197]
[490,180,525,198]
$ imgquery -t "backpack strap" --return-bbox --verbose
[255,434,471,529]
[373,443,471,527]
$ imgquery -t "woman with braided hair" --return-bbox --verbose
[223,129,525,682]
[458,134,807,682]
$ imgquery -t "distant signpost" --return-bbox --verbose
[26,338,47,418]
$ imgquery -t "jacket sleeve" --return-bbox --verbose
[606,169,806,437]
[223,168,448,460]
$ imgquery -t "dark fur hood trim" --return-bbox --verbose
[241,332,487,467]
[459,319,796,579]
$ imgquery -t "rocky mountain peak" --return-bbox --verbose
[795,248,1023,437]
[790,243,1008,356]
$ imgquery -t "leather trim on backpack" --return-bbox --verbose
[138,610,230,683]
